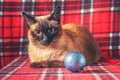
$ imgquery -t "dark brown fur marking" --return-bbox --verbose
[30,61,64,68]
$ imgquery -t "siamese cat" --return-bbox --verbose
[22,6,101,68]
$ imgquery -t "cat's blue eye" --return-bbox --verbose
[48,28,54,33]
[35,30,40,34]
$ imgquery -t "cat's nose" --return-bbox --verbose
[36,32,43,38]
[35,30,40,34]
[39,32,43,38]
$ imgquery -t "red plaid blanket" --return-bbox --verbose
[0,0,120,79]
[0,56,120,80]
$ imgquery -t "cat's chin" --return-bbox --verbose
[38,40,51,46]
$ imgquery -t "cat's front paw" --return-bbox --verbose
[30,62,43,68]
[30,62,48,68]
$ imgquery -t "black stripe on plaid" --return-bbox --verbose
[1,1,119,14]
[0,0,4,69]
[0,57,28,79]
[0,38,28,53]
[109,32,120,58]
[0,56,120,79]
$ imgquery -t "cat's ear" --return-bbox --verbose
[49,6,61,23]
[22,11,36,26]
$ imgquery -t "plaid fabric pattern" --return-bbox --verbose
[0,0,120,69]
[0,56,120,80]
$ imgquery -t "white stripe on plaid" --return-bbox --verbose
[54,68,64,76]
[0,38,3,43]
[31,0,35,15]
[22,0,35,14]
[52,0,56,11]
[109,33,113,50]
[109,32,120,50]
[0,11,2,16]
[80,1,84,25]
[99,66,119,80]
[61,0,65,15]
[19,51,22,56]
[0,57,19,71]
[22,0,25,11]
[20,0,28,56]
[81,9,85,14]
[61,0,65,24]
[111,0,115,11]
[0,0,3,16]
[39,68,48,80]
[19,37,28,56]
[39,68,64,80]
[1,57,28,79]
[22,0,26,3]
[0,0,3,2]
[31,11,35,16]
[57,68,63,80]
[109,0,114,54]
[87,66,101,80]
[109,46,112,50]
[52,0,56,3]
[19,38,24,56]
[111,6,120,11]
[0,52,3,57]
[111,0,120,11]
[111,7,114,11]
[89,0,94,32]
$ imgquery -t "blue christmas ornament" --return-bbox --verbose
[64,51,86,72]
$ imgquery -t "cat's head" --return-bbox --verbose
[22,6,62,46]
